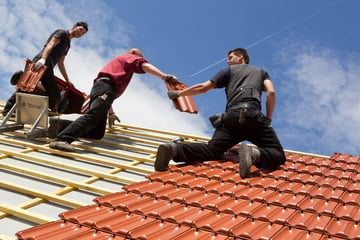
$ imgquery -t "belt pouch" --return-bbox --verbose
[209,113,223,128]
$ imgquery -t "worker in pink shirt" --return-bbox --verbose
[49,48,177,152]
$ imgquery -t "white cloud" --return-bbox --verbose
[277,45,360,156]
[0,0,210,138]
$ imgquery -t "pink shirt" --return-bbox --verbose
[96,54,148,98]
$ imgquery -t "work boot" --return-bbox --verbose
[2,110,15,117]
[2,110,8,117]
[48,118,61,139]
[10,70,23,85]
[239,143,260,178]
[155,143,177,172]
[49,141,75,152]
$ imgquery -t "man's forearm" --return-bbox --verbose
[179,84,206,97]
[142,63,166,79]
[265,92,275,120]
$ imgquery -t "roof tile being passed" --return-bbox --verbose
[15,149,360,240]
[165,81,198,114]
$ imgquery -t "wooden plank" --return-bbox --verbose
[77,144,156,167]
[0,179,85,208]
[117,123,209,141]
[0,137,153,174]
[0,166,126,220]
[0,234,16,240]
[0,203,54,224]
[31,145,155,174]
[0,149,138,185]
[0,162,112,195]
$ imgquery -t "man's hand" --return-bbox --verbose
[162,74,178,83]
[108,113,120,128]
[265,118,272,127]
[67,80,74,88]
[34,58,46,70]
[167,90,179,100]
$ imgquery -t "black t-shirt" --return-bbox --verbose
[36,29,70,67]
[210,64,270,110]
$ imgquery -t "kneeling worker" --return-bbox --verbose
[155,48,286,178]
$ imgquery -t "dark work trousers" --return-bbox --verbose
[174,108,286,170]
[40,65,61,110]
[54,79,117,143]
[3,57,60,113]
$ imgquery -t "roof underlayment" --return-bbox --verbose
[0,101,359,240]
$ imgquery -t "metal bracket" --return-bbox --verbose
[0,93,48,139]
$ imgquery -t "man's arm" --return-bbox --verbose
[178,80,216,97]
[34,36,60,70]
[41,36,60,60]
[57,55,72,85]
[141,62,170,80]
[263,79,276,120]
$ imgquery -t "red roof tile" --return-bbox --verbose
[16,151,360,239]
[165,81,198,114]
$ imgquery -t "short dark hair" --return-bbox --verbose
[74,21,88,32]
[228,48,250,64]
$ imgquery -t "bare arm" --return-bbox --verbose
[141,62,167,80]
[41,36,60,60]
[57,55,72,85]
[263,79,276,120]
[178,80,216,97]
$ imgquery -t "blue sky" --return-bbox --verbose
[0,0,359,156]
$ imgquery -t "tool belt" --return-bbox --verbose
[229,101,261,110]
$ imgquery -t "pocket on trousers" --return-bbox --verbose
[209,113,224,128]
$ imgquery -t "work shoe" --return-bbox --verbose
[239,143,259,178]
[49,141,75,152]
[48,118,61,139]
[2,111,15,117]
[155,143,176,172]
[10,70,23,85]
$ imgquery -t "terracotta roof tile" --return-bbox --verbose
[229,220,283,239]
[14,151,360,239]
[165,81,198,114]
[2,99,359,239]
[21,155,360,239]
[16,221,93,240]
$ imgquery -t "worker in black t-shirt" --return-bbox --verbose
[2,21,88,115]
[155,48,286,178]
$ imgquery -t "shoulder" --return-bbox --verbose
[217,67,231,76]
[247,65,271,79]
[210,67,231,87]
[212,67,230,80]
[118,53,144,60]
[52,29,68,38]
[119,54,148,64]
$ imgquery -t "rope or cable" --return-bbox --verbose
[188,0,341,78]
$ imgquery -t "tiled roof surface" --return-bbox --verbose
[15,150,360,239]
[1,101,359,239]
[0,100,206,239]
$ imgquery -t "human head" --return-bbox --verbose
[227,48,250,65]
[70,21,88,38]
[128,48,144,57]
[73,21,88,32]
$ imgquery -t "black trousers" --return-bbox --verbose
[54,79,116,143]
[174,109,286,170]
